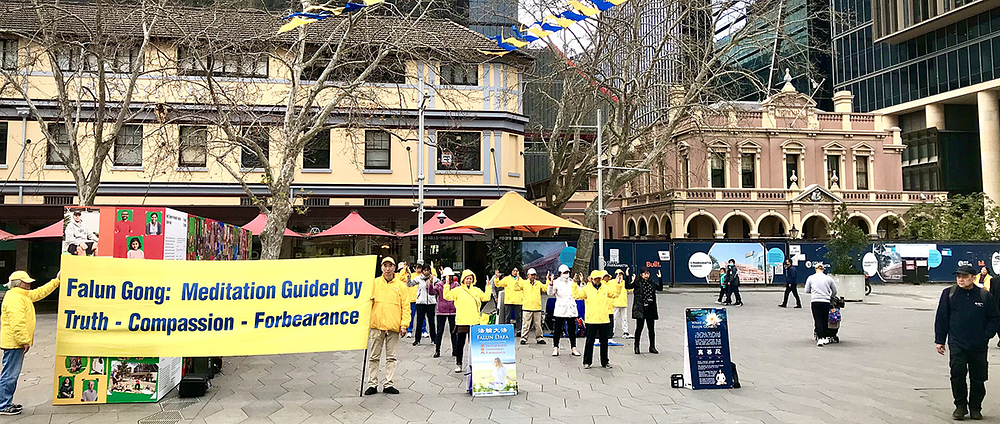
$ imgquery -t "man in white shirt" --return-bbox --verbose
[64,211,98,256]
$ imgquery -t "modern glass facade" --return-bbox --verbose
[833,1,1000,112]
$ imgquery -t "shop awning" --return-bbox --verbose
[242,213,303,237]
[11,221,64,240]
[402,212,483,237]
[0,229,13,241]
[314,211,396,237]
[440,191,594,233]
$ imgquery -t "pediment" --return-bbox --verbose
[792,184,843,204]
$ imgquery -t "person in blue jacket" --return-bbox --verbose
[779,259,801,308]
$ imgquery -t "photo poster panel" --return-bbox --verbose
[163,208,188,261]
[61,206,112,257]
[155,357,183,401]
[185,216,250,261]
[52,356,108,405]
[113,207,166,260]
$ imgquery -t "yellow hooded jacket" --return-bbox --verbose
[1,278,60,349]
[572,280,619,324]
[612,277,631,308]
[443,270,492,325]
[495,275,523,305]
[516,277,548,311]
[370,274,410,332]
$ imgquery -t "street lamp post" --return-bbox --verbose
[416,70,431,265]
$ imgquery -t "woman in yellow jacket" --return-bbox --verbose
[610,269,632,342]
[573,270,619,369]
[443,270,493,373]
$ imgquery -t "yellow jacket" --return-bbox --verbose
[977,274,993,291]
[612,279,631,308]
[1,278,60,349]
[370,275,410,331]
[516,277,548,311]
[495,275,523,305]
[443,270,492,325]
[572,282,619,324]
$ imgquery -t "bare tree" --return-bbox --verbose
[0,0,173,206]
[519,0,833,272]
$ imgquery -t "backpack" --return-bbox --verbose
[949,284,987,304]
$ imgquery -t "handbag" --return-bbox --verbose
[828,308,841,325]
[831,296,845,309]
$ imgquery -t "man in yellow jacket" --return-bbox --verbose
[365,257,410,396]
[573,270,619,369]
[444,270,492,373]
[0,271,60,415]
[494,268,524,336]
[517,269,548,345]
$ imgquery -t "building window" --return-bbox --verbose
[364,130,391,170]
[0,122,6,165]
[786,154,800,188]
[740,153,755,188]
[368,58,406,84]
[0,39,16,70]
[110,46,142,73]
[303,130,331,169]
[827,155,841,187]
[682,156,690,188]
[44,196,73,205]
[178,46,268,78]
[303,198,329,206]
[438,131,481,171]
[54,47,96,72]
[710,152,725,188]
[436,199,455,207]
[364,198,390,207]
[440,63,478,85]
[856,156,870,190]
[464,199,481,207]
[179,126,207,167]
[241,127,269,169]
[114,125,142,167]
[46,124,71,165]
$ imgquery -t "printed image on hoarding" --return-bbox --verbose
[522,241,571,277]
[470,325,517,397]
[63,208,101,256]
[108,360,158,402]
[706,243,765,284]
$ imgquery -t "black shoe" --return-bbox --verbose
[11,405,21,411]
[412,341,419,346]
[364,387,378,396]
[634,344,641,354]
[383,386,399,395]
[584,364,592,369]
[520,340,527,345]
[954,406,968,420]
[433,351,440,358]
[778,304,787,308]
[970,409,983,420]
[601,364,613,369]
[0,406,19,416]
[649,347,659,354]
[736,302,744,307]
[537,340,546,345]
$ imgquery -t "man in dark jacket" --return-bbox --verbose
[935,265,1000,420]
[724,259,742,306]
[779,259,801,308]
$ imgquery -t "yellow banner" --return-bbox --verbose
[56,255,376,357]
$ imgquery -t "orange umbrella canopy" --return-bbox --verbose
[11,221,63,240]
[314,211,396,237]
[242,213,302,237]
[440,191,594,233]
[0,228,13,240]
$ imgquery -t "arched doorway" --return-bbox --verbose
[848,216,871,236]
[663,217,672,239]
[638,218,648,237]
[723,215,752,239]
[757,215,786,238]
[876,215,902,239]
[687,215,716,239]
[648,217,660,237]
[802,215,830,239]
[627,219,637,237]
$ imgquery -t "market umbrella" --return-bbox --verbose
[314,211,396,237]
[401,212,483,237]
[242,213,303,237]
[440,191,594,233]
[11,221,64,240]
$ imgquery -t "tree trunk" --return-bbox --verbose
[78,180,98,206]
[259,197,291,260]
[571,200,599,275]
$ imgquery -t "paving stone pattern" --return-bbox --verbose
[7,285,997,423]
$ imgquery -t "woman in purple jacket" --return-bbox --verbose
[429,267,460,358]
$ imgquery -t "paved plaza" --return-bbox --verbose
[6,284,997,424]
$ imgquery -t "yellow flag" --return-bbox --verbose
[568,0,600,16]
[278,16,317,33]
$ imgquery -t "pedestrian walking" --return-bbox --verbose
[611,269,632,340]
[935,264,1000,420]
[365,257,410,396]
[626,268,662,355]
[716,269,728,304]
[779,259,802,308]
[573,270,619,369]
[724,259,743,306]
[518,269,547,345]
[429,267,458,358]
[547,265,581,357]
[0,271,61,415]
[444,270,493,373]
[494,267,524,337]
[407,264,438,346]
[804,263,837,347]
